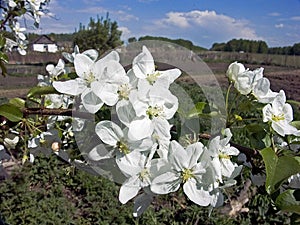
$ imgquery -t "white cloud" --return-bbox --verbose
[290,16,300,21]
[268,12,281,17]
[151,10,263,44]
[275,23,284,28]
[119,26,131,41]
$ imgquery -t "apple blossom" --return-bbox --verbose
[151,141,212,206]
[53,51,122,113]
[263,90,299,136]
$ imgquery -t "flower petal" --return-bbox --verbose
[119,176,141,204]
[95,121,123,146]
[53,79,86,96]
[151,172,180,194]
[183,180,211,206]
[128,117,154,141]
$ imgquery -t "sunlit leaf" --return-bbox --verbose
[9,98,25,109]
[27,86,59,99]
[260,147,300,194]
[0,103,23,122]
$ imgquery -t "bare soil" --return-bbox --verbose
[178,62,300,103]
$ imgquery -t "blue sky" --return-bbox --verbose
[35,0,300,48]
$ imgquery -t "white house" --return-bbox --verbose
[31,35,58,53]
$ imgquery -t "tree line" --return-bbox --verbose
[211,39,300,55]
[24,16,299,56]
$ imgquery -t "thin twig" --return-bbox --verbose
[22,108,94,120]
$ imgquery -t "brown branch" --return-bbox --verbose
[22,108,94,120]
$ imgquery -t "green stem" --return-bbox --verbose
[225,82,233,126]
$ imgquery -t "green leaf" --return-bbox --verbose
[27,86,59,99]
[9,98,25,109]
[260,147,300,194]
[187,102,206,118]
[0,103,23,122]
[275,189,300,214]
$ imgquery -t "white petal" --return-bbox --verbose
[74,54,94,78]
[88,144,111,161]
[132,46,155,78]
[82,49,99,61]
[119,176,141,204]
[53,79,86,96]
[152,118,171,141]
[169,140,187,170]
[116,150,145,176]
[156,68,181,88]
[128,117,154,141]
[221,159,235,177]
[91,81,119,106]
[183,180,211,206]
[81,89,104,113]
[151,172,180,194]
[95,121,123,146]
[185,142,204,168]
[116,100,136,127]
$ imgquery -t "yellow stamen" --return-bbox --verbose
[116,141,130,154]
[272,114,285,122]
[181,168,194,183]
[146,71,160,85]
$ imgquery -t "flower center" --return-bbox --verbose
[139,168,150,182]
[146,105,164,120]
[84,71,95,84]
[272,113,285,122]
[116,141,130,154]
[181,168,194,183]
[219,153,231,160]
[146,71,160,85]
[117,83,131,100]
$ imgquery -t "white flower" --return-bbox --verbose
[12,22,26,40]
[132,46,181,93]
[62,45,98,63]
[17,39,28,55]
[4,136,19,150]
[252,77,278,103]
[127,87,178,141]
[206,128,240,182]
[89,121,155,161]
[234,68,263,95]
[46,59,65,78]
[116,149,164,204]
[226,61,245,82]
[151,141,212,206]
[53,51,121,113]
[263,90,299,136]
[8,0,17,8]
[28,129,70,162]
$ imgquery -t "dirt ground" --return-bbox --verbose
[178,62,300,103]
[0,62,299,102]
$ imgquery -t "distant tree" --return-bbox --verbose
[128,37,137,43]
[291,43,300,55]
[138,35,207,51]
[210,42,226,51]
[257,41,268,54]
[74,14,123,54]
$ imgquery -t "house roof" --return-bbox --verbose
[32,35,56,44]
